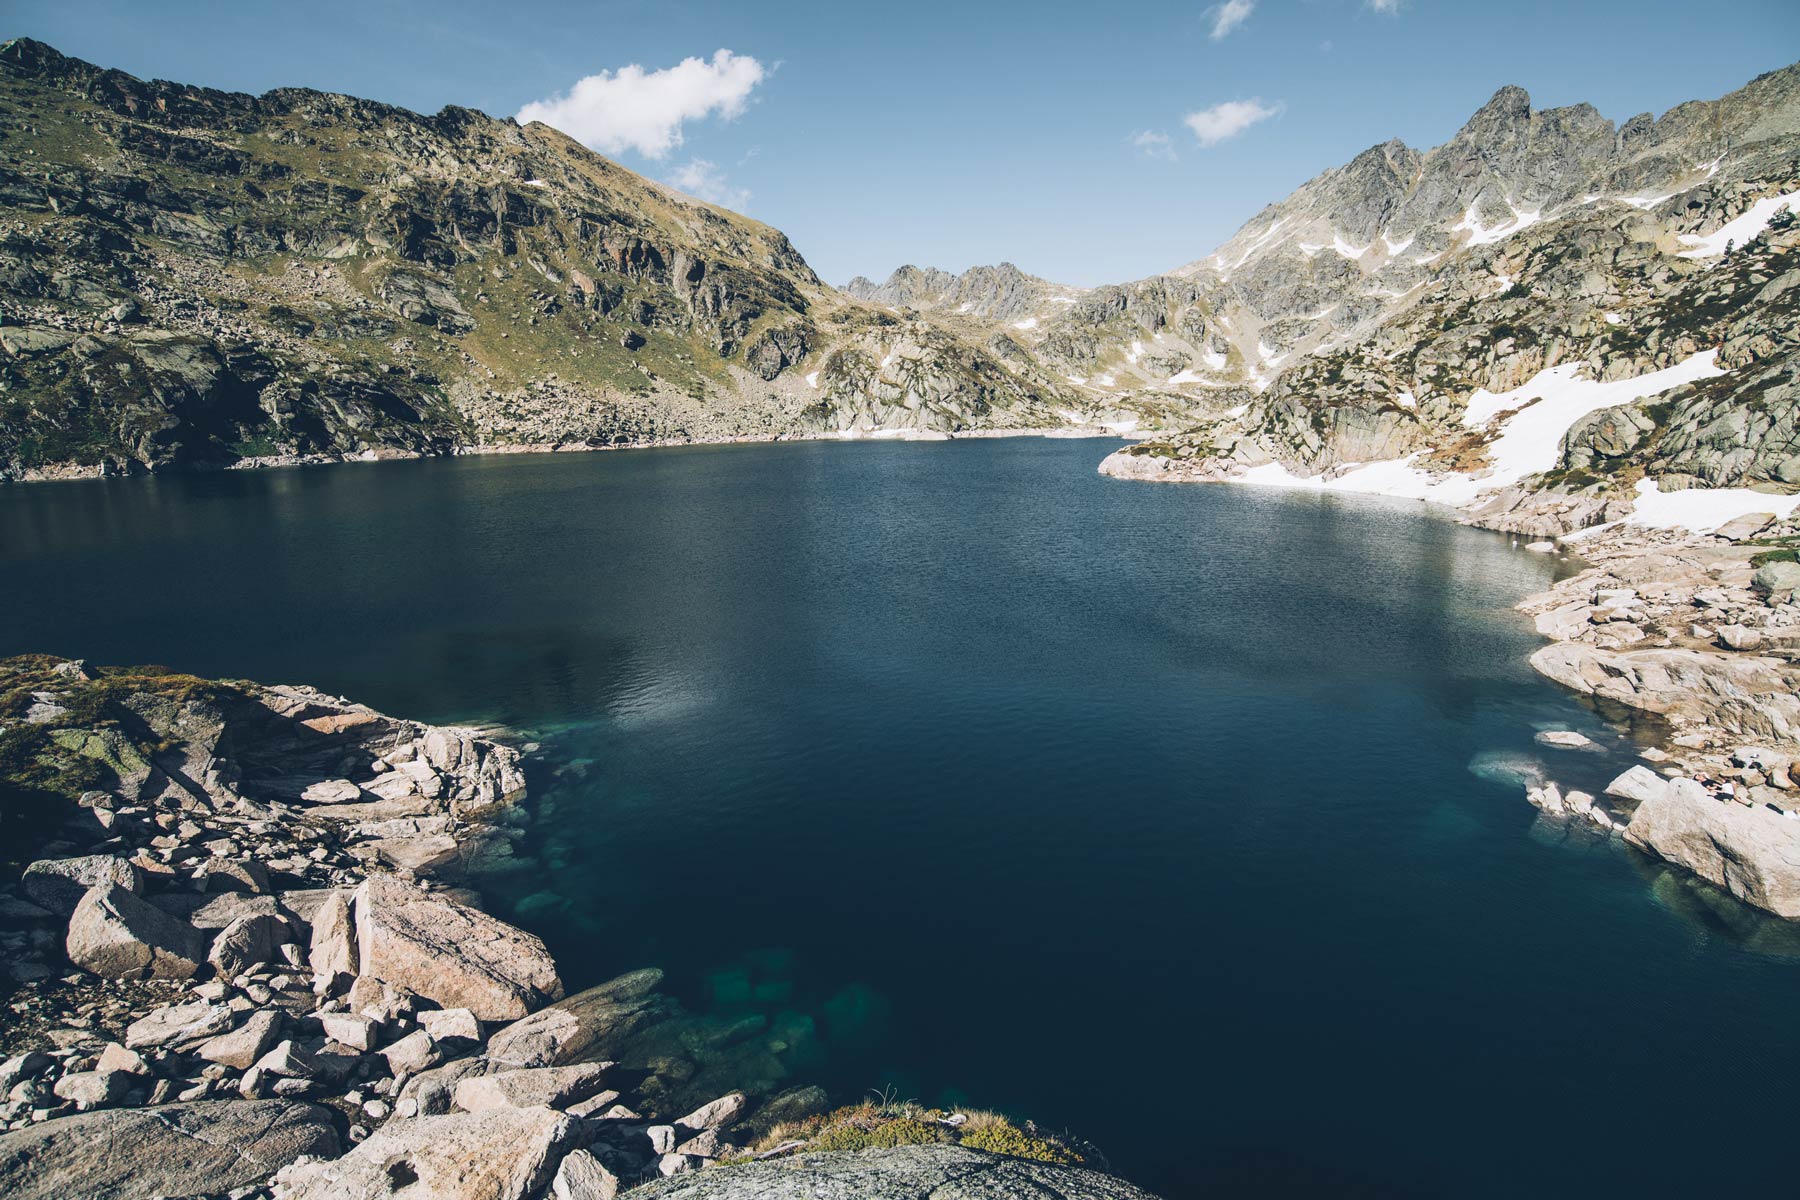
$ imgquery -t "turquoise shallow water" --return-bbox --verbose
[4,437,1799,1198]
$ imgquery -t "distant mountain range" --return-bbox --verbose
[2,35,1797,511]
[850,65,1799,527]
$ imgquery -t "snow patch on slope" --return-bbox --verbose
[1627,478,1800,530]
[1228,352,1726,507]
[1678,190,1800,258]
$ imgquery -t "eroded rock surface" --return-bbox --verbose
[631,1144,1164,1200]
[0,1099,339,1200]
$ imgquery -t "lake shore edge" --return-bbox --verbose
[1099,451,1800,920]
[0,657,1153,1199]
[2,424,1143,486]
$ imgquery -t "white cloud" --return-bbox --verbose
[665,159,750,210]
[1209,0,1255,39]
[1131,130,1178,161]
[516,50,765,160]
[1184,98,1282,147]
[1368,0,1402,12]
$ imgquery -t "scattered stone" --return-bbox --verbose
[208,913,291,978]
[1606,765,1675,804]
[1534,730,1597,751]
[197,856,272,894]
[1715,512,1776,541]
[253,1039,319,1079]
[94,1043,151,1076]
[485,969,665,1068]
[418,1007,481,1042]
[51,1069,128,1107]
[0,1053,52,1091]
[380,1028,443,1075]
[1626,782,1800,917]
[308,889,358,996]
[302,779,363,804]
[197,1008,283,1070]
[1751,560,1800,598]
[127,1001,237,1050]
[1717,624,1765,651]
[552,1148,621,1200]
[658,1153,702,1177]
[319,1012,380,1052]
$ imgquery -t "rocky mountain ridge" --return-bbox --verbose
[859,64,1800,471]
[0,38,1162,481]
[1079,64,1800,522]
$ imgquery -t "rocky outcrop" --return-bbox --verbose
[351,875,562,1021]
[64,883,208,980]
[484,969,673,1068]
[1529,644,1800,742]
[631,1144,1163,1200]
[0,654,1155,1197]
[0,1099,340,1200]
[273,1105,579,1200]
[1509,521,1800,916]
[1625,782,1800,917]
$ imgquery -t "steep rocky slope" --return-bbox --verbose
[0,39,1124,481]
[1081,64,1800,514]
[844,66,1800,502]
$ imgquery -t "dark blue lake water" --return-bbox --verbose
[3,437,1797,1198]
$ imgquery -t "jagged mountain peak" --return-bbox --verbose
[843,261,1082,323]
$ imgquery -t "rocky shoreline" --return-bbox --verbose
[1507,515,1800,916]
[1101,456,1800,921]
[0,656,1150,1198]
[4,426,1138,485]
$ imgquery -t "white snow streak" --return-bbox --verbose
[1678,190,1800,258]
[1627,478,1800,531]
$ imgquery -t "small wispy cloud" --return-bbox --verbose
[665,159,751,210]
[1368,0,1402,12]
[1131,130,1178,162]
[1209,0,1255,39]
[1184,98,1282,147]
[516,50,765,160]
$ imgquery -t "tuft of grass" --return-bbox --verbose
[959,1122,1082,1164]
[731,1092,1086,1168]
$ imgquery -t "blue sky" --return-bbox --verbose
[9,0,1799,286]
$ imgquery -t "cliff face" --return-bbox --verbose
[0,39,1115,480]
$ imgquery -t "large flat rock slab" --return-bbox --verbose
[630,1144,1164,1199]
[485,968,668,1068]
[1626,784,1800,917]
[0,1099,339,1200]
[274,1105,577,1200]
[353,874,561,1021]
[66,882,208,980]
